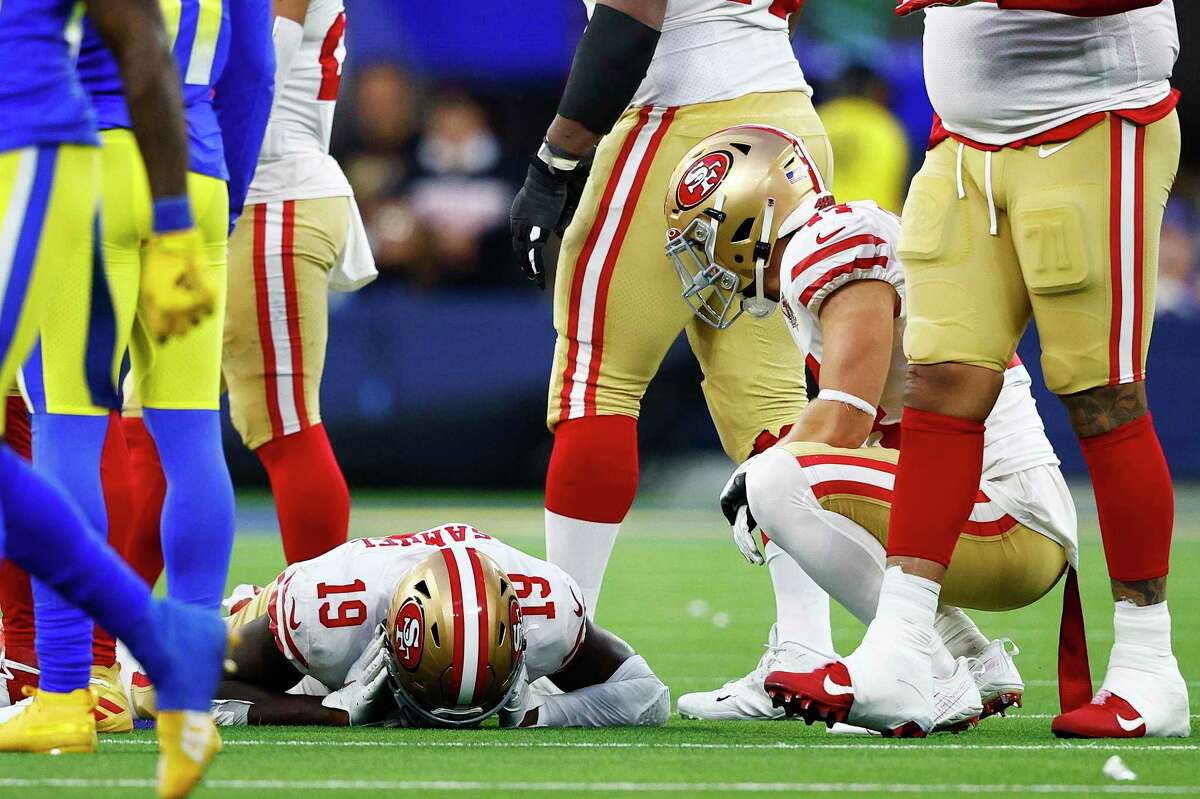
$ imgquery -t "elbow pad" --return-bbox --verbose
[536,655,670,728]
[557,4,660,136]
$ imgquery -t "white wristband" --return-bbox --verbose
[817,388,877,418]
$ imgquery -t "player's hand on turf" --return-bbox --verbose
[141,228,216,342]
[321,628,392,725]
[510,150,592,289]
[721,461,763,566]
[895,0,978,15]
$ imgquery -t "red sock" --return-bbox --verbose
[4,394,31,460]
[92,412,135,668]
[887,407,985,567]
[257,424,350,564]
[544,416,638,522]
[1079,413,1172,582]
[121,417,166,587]
[1,395,35,666]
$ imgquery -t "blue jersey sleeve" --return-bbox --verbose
[212,0,275,229]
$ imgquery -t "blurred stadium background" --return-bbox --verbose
[222,2,1200,496]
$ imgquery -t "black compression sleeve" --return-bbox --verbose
[557,3,660,136]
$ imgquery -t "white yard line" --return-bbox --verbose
[101,739,1200,752]
[1,778,1198,794]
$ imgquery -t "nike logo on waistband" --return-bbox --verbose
[1038,142,1072,159]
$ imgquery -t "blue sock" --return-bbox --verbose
[0,444,159,666]
[30,413,108,693]
[144,408,235,609]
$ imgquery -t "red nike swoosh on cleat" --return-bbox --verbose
[815,227,846,245]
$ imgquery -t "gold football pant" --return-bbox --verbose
[0,144,101,433]
[547,92,831,461]
[899,112,1181,395]
[747,443,1066,614]
[224,197,349,450]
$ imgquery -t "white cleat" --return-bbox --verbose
[932,657,983,733]
[677,625,830,721]
[1053,641,1190,738]
[764,614,936,737]
[970,638,1023,719]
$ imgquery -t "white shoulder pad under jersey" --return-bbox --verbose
[267,524,586,690]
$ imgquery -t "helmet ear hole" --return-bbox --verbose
[414,580,432,599]
[731,142,752,155]
[730,217,755,244]
[430,621,441,648]
[496,620,507,647]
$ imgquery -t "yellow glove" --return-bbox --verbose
[140,228,216,343]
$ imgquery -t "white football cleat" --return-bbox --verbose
[970,639,1023,719]
[1053,640,1190,738]
[677,625,829,721]
[765,614,935,737]
[932,657,982,733]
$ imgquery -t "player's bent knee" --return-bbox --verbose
[745,448,818,542]
[905,362,1004,421]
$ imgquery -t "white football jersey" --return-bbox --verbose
[246,0,353,204]
[922,1,1177,145]
[581,0,810,108]
[266,525,587,692]
[778,200,1059,481]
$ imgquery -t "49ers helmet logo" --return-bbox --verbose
[393,598,425,671]
[676,151,733,210]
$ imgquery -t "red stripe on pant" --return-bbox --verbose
[254,204,286,439]
[280,200,310,429]
[1131,125,1146,379]
[558,108,653,423]
[1108,118,1123,383]
[581,106,677,415]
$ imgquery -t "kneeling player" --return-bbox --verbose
[663,127,1077,734]
[128,524,669,728]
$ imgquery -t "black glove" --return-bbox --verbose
[721,465,765,565]
[510,151,590,289]
[720,470,756,529]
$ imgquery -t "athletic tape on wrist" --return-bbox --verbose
[816,389,877,417]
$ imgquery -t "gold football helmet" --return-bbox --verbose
[384,548,526,727]
[664,124,833,329]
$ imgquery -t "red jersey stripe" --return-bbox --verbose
[789,234,886,282]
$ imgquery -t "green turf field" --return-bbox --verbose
[2,487,1198,798]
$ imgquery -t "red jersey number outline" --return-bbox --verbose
[316,579,368,628]
[508,573,556,619]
